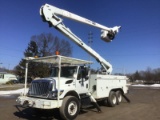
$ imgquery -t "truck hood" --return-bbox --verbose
[33,77,74,88]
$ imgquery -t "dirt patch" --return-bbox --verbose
[0,87,160,120]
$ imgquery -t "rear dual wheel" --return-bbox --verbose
[116,91,122,105]
[107,91,117,107]
[107,90,122,107]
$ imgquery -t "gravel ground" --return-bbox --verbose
[0,86,160,120]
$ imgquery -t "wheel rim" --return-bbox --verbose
[112,95,117,104]
[118,94,122,102]
[68,101,77,116]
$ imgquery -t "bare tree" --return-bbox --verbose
[14,33,72,79]
[31,33,72,57]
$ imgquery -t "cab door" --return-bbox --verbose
[76,66,89,94]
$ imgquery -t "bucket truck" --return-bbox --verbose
[16,4,129,120]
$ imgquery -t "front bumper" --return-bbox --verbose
[16,96,62,109]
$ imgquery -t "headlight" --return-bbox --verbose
[48,90,64,99]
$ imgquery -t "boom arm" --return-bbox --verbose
[40,4,121,74]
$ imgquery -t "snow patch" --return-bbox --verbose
[0,88,28,95]
[131,84,160,87]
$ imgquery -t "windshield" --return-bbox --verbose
[50,66,77,78]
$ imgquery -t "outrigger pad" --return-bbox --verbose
[91,102,102,113]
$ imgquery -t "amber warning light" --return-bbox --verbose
[55,51,60,55]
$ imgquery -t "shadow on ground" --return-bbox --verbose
[14,104,102,120]
[14,105,61,120]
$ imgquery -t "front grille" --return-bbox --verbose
[28,79,54,98]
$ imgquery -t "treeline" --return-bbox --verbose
[0,67,8,72]
[128,67,160,84]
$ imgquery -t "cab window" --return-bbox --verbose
[77,66,88,80]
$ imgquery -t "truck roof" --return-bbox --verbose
[25,55,93,65]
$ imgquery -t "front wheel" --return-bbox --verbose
[60,96,80,120]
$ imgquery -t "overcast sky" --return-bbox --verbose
[0,0,160,73]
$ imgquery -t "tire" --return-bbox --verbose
[116,91,122,105]
[103,98,108,106]
[60,96,80,120]
[107,91,117,107]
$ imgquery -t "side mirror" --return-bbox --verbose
[85,75,89,80]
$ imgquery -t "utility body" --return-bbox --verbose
[16,4,129,120]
